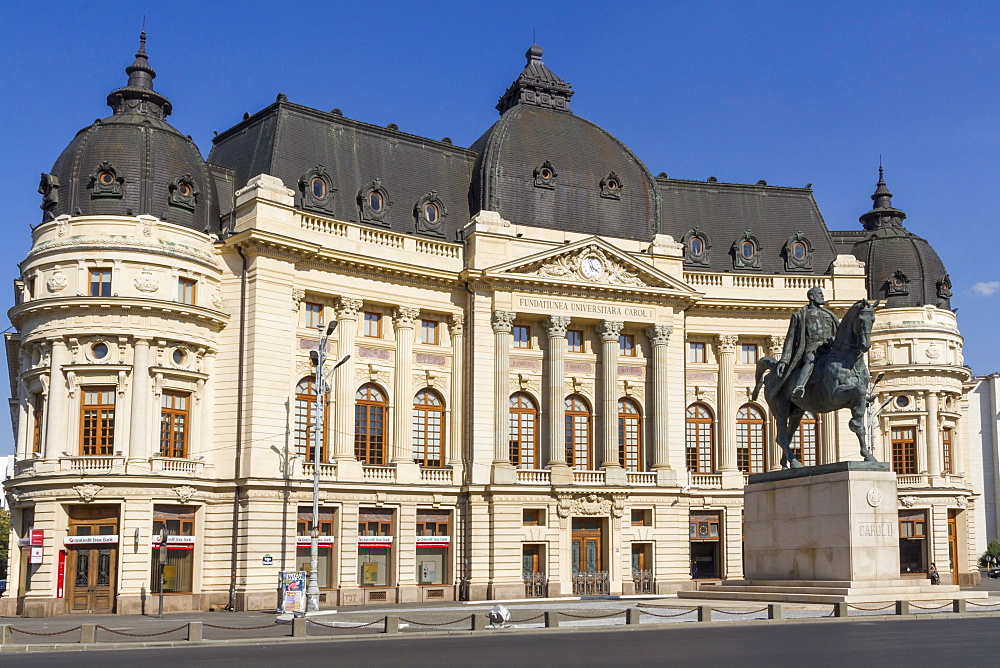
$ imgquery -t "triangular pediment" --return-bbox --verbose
[484,237,694,293]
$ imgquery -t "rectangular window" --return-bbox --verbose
[80,387,115,456]
[177,278,197,305]
[688,342,706,364]
[297,507,336,589]
[420,319,439,345]
[159,391,189,458]
[631,509,652,526]
[891,427,917,475]
[305,302,323,329]
[416,510,450,585]
[31,392,44,455]
[363,312,382,338]
[89,269,111,297]
[150,505,195,594]
[358,508,393,587]
[942,427,953,474]
[513,325,531,349]
[522,509,543,526]
[740,344,759,365]
[26,276,35,300]
[899,509,928,574]
[567,330,584,353]
[619,334,636,356]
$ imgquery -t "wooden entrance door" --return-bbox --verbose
[571,519,602,573]
[66,507,118,614]
[948,511,959,583]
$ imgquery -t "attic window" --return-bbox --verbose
[792,242,806,261]
[358,179,390,225]
[414,191,446,237]
[177,183,192,198]
[783,232,813,272]
[168,174,199,211]
[732,230,762,270]
[423,203,439,224]
[682,227,711,267]
[90,161,124,199]
[600,172,622,200]
[98,172,115,186]
[311,177,326,199]
[298,166,335,214]
[369,191,384,213]
[691,237,705,257]
[740,240,755,260]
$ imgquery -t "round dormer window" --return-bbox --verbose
[98,171,115,186]
[423,203,439,224]
[690,237,705,256]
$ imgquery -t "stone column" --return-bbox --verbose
[332,298,363,470]
[916,414,927,474]
[15,379,29,460]
[129,338,151,464]
[544,316,571,477]
[646,325,675,483]
[391,307,421,482]
[447,314,465,471]
[44,339,69,460]
[599,320,624,483]
[926,391,941,478]
[715,334,739,478]
[200,352,216,462]
[491,310,517,483]
[766,335,785,470]
[819,412,837,465]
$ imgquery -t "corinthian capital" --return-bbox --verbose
[334,297,364,320]
[715,333,739,353]
[448,313,465,336]
[544,315,571,338]
[492,310,517,333]
[646,324,674,346]
[598,320,624,341]
[392,306,421,329]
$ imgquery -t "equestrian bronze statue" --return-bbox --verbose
[752,289,879,468]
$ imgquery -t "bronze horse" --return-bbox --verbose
[752,299,879,468]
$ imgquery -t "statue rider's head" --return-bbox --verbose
[807,287,825,305]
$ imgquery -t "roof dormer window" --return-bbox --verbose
[298,166,335,215]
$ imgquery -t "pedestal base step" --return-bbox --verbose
[680,580,990,604]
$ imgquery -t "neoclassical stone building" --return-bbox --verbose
[3,36,981,616]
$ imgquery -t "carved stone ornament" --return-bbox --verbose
[870,344,886,361]
[56,217,69,237]
[447,313,465,336]
[46,266,68,293]
[569,494,612,517]
[393,306,421,329]
[210,290,224,309]
[492,310,516,333]
[924,345,941,360]
[334,297,364,320]
[134,266,159,293]
[357,178,390,225]
[866,488,883,508]
[956,496,968,509]
[74,484,104,502]
[900,495,918,508]
[168,173,200,211]
[598,320,624,342]
[515,244,647,287]
[646,325,673,346]
[545,315,571,338]
[173,485,197,504]
[715,333,739,353]
[767,335,785,358]
[291,288,306,311]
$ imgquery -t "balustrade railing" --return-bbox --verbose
[572,571,609,596]
[572,470,606,485]
[897,474,928,487]
[362,465,396,482]
[60,456,123,473]
[691,473,723,488]
[302,462,337,479]
[419,468,453,484]
[516,469,551,484]
[626,472,656,486]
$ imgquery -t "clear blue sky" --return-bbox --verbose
[3,1,999,456]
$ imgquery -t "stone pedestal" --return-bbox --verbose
[681,462,986,603]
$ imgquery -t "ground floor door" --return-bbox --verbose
[66,505,118,614]
[948,511,959,582]
[690,511,722,579]
[571,518,606,594]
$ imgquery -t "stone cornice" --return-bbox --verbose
[8,297,230,331]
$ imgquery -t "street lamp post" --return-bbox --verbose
[307,319,349,613]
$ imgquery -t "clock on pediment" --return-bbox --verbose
[580,255,605,280]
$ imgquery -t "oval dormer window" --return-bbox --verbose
[369,191,384,213]
[792,241,807,261]
[311,177,326,199]
[423,203,439,225]
[741,240,755,260]
[98,172,115,186]
[691,237,704,256]
[177,183,193,198]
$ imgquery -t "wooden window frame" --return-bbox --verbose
[688,342,706,364]
[565,394,593,470]
[891,426,917,475]
[631,509,652,527]
[942,426,953,474]
[523,509,543,526]
[89,268,112,298]
[420,319,439,345]
[159,391,190,458]
[412,389,444,468]
[31,392,44,455]
[736,404,765,474]
[295,377,329,462]
[355,384,387,465]
[619,334,636,357]
[685,403,714,473]
[80,386,116,456]
[363,311,382,338]
[297,509,336,589]
[567,330,584,353]
[513,325,531,349]
[740,344,759,365]
[305,302,323,329]
[509,392,539,468]
[618,398,643,471]
[177,278,197,305]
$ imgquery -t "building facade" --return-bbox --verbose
[2,37,982,616]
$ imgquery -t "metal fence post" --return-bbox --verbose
[187,621,203,641]
[767,604,782,620]
[544,611,560,628]
[384,616,399,634]
[697,605,712,622]
[80,623,97,644]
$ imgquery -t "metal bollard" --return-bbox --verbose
[187,621,203,642]
[767,604,782,620]
[0,625,11,645]
[697,606,712,622]
[544,611,559,628]
[833,602,848,618]
[895,600,910,616]
[472,614,486,631]
[80,623,97,644]
[384,616,399,634]
[953,599,966,614]
[292,616,308,638]
[626,608,641,625]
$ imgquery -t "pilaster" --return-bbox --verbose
[599,320,624,484]
[492,310,516,483]
[647,325,676,484]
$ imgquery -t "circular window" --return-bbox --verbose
[606,179,620,191]
[172,349,187,366]
[895,395,910,408]
[369,191,384,212]
[893,277,905,287]
[539,167,552,180]
[792,242,806,260]
[92,343,109,360]
[98,172,115,186]
[311,177,326,199]
[741,240,755,260]
[177,183,192,198]
[690,237,704,256]
[423,203,439,224]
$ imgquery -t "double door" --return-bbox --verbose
[67,508,118,614]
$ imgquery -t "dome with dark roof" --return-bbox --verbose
[850,167,951,309]
[38,33,220,233]
[470,46,660,240]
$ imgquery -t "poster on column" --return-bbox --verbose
[280,571,307,614]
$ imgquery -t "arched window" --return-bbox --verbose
[509,393,539,468]
[565,395,593,470]
[686,403,714,473]
[791,412,818,466]
[413,389,444,468]
[295,377,327,462]
[618,398,643,472]
[736,404,765,473]
[355,384,387,465]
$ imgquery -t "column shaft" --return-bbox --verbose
[391,307,419,463]
[819,412,837,465]
[200,353,216,459]
[545,316,571,467]
[129,339,151,460]
[599,321,623,470]
[44,340,68,460]
[333,298,363,461]
[447,314,465,467]
[926,392,941,477]
[916,415,927,474]
[716,335,738,472]
[647,325,673,470]
[492,311,516,464]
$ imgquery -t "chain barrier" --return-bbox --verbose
[510,613,546,623]
[711,607,768,616]
[9,626,82,636]
[95,624,188,638]
[638,608,696,619]
[558,610,625,620]
[397,615,474,627]
[909,602,953,611]
[847,603,895,612]
[966,600,1000,608]
[307,618,386,630]
[202,622,278,631]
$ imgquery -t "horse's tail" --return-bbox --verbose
[752,356,777,401]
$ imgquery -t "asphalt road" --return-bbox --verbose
[7,616,1000,668]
